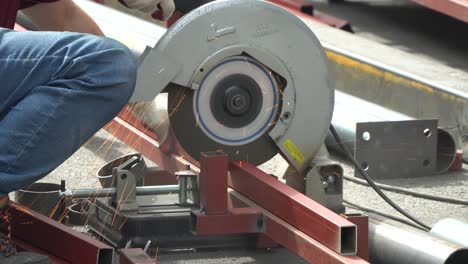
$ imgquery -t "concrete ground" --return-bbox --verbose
[26,0,468,263]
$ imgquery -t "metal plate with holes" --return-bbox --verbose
[355,120,438,179]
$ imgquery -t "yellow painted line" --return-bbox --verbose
[325,50,468,104]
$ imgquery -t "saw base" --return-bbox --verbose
[87,195,263,251]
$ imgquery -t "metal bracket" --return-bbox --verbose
[306,162,345,214]
[176,165,199,206]
[305,145,345,213]
[355,119,438,179]
[112,156,145,212]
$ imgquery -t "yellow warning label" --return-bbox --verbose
[283,139,305,164]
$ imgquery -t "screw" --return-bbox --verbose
[327,176,336,184]
[60,180,66,192]
[322,181,329,189]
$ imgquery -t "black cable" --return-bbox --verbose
[344,175,468,206]
[329,124,432,231]
[343,199,427,231]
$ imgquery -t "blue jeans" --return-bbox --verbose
[0,29,137,197]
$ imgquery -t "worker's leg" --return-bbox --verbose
[0,28,137,197]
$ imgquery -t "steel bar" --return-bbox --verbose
[62,185,179,199]
[228,161,357,255]
[411,0,468,23]
[368,215,468,264]
[229,190,368,264]
[5,202,114,264]
[120,248,154,264]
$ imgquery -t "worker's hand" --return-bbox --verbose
[118,0,175,21]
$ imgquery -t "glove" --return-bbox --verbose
[118,0,176,21]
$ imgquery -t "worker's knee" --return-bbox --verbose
[90,37,138,106]
[72,35,137,110]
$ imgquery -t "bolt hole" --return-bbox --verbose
[121,174,127,180]
[362,131,371,141]
[423,128,432,138]
[361,162,369,171]
[200,68,204,72]
[283,112,291,120]
[423,159,430,167]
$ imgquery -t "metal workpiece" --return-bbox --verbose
[431,218,468,247]
[7,202,114,264]
[327,91,457,176]
[368,215,468,264]
[229,161,357,255]
[229,190,368,263]
[354,119,438,179]
[15,183,64,219]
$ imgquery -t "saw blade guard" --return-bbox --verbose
[138,0,334,172]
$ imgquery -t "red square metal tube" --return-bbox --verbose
[5,203,113,264]
[199,152,228,215]
[191,208,261,236]
[230,190,368,264]
[229,161,357,255]
[342,214,369,261]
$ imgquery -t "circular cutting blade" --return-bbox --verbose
[167,58,280,165]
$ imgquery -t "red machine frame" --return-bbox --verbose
[103,109,370,263]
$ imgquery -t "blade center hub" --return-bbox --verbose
[210,74,263,128]
[224,86,251,116]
